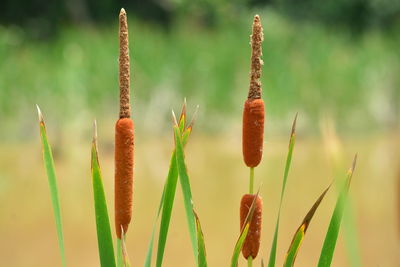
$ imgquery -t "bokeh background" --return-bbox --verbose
[0,0,399,266]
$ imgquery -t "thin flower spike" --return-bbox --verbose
[115,8,135,239]
[242,15,265,168]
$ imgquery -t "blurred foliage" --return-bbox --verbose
[0,8,399,141]
[1,0,400,38]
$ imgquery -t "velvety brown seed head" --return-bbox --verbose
[119,8,131,119]
[240,194,263,259]
[248,15,264,100]
[115,118,134,238]
[242,99,265,167]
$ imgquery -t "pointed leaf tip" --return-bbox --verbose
[36,104,44,123]
[351,154,358,173]
[93,120,98,145]
[172,110,178,126]
[188,105,200,129]
[291,113,298,137]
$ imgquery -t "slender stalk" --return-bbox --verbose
[116,238,123,267]
[248,256,253,267]
[249,167,254,194]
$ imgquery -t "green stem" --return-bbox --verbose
[249,167,254,194]
[116,238,123,267]
[248,256,253,267]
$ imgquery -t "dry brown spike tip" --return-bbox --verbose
[119,8,131,119]
[248,14,264,100]
[115,8,134,239]
[242,15,265,168]
[240,194,263,259]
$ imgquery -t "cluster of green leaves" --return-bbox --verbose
[226,114,358,267]
[38,104,357,267]
[37,100,207,267]
[144,101,207,267]
[261,114,358,267]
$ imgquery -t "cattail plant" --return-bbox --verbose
[115,8,134,240]
[240,194,263,259]
[240,15,264,265]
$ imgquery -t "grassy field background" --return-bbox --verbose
[0,7,399,267]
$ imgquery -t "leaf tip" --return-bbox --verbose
[350,153,358,174]
[188,104,200,129]
[36,104,44,124]
[291,112,298,137]
[93,119,98,146]
[172,109,178,126]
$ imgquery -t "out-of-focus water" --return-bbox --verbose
[0,131,398,266]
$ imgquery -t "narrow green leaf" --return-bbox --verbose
[91,121,116,267]
[178,98,187,133]
[155,152,179,267]
[231,190,259,267]
[268,113,298,267]
[36,105,66,267]
[173,123,199,265]
[154,109,193,267]
[194,210,208,267]
[318,155,357,267]
[231,224,250,267]
[144,186,165,267]
[284,185,330,267]
[342,196,362,267]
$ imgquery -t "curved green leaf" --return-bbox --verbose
[318,155,357,267]
[284,185,330,267]
[91,121,116,267]
[268,114,298,267]
[231,190,259,267]
[37,105,66,267]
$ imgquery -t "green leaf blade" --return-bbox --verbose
[155,152,180,267]
[144,186,165,267]
[284,186,330,267]
[194,211,207,267]
[318,155,357,267]
[268,114,298,267]
[231,224,250,267]
[37,106,66,267]
[231,190,260,267]
[173,124,199,266]
[91,123,116,267]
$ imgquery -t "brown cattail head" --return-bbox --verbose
[115,8,134,239]
[242,15,265,168]
[115,118,134,238]
[240,194,263,259]
[119,8,131,119]
[242,99,265,167]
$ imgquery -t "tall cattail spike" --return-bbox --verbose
[119,8,131,119]
[248,15,264,100]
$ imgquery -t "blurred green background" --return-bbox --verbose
[0,0,399,266]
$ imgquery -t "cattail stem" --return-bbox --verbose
[249,167,254,194]
[248,256,253,267]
